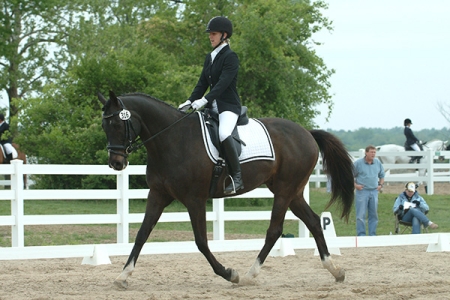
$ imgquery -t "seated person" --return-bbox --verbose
[393,182,438,234]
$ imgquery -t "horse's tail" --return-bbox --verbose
[309,129,354,222]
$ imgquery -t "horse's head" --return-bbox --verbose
[98,91,141,170]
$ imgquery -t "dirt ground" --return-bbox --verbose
[1,183,450,299]
[1,245,450,300]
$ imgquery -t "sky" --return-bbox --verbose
[312,0,450,131]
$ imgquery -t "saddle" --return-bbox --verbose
[202,107,249,155]
[404,141,424,151]
[404,141,424,160]
[201,107,249,197]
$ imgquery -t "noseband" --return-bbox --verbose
[102,97,138,158]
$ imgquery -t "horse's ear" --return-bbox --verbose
[98,92,107,105]
[109,90,119,105]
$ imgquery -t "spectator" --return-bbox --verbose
[393,182,438,234]
[353,145,385,236]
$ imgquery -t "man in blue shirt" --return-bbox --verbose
[354,145,385,236]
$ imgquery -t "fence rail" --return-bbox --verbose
[1,149,449,260]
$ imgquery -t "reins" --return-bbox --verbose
[127,109,196,153]
[103,97,196,156]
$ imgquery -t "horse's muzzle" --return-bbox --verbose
[108,151,128,170]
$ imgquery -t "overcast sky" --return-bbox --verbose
[312,0,450,131]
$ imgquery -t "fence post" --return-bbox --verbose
[213,198,225,240]
[11,160,24,247]
[116,168,130,244]
[426,149,434,195]
[315,157,321,188]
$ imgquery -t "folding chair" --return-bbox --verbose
[394,210,429,234]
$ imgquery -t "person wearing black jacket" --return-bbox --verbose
[0,113,17,163]
[178,16,243,195]
[404,118,422,163]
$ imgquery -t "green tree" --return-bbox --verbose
[0,1,86,118]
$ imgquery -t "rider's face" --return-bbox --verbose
[209,32,226,48]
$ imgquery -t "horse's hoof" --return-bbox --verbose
[334,269,345,283]
[114,279,128,290]
[229,268,240,283]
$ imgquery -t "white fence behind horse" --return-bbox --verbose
[312,149,450,195]
[1,154,449,260]
[0,161,311,259]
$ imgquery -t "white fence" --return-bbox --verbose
[1,150,449,261]
[0,160,312,260]
[310,149,450,195]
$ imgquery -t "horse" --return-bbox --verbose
[0,142,27,188]
[98,91,354,288]
[376,140,447,187]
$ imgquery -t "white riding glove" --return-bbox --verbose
[178,100,191,112]
[191,97,208,110]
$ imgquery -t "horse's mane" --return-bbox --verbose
[121,93,178,111]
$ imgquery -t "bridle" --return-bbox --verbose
[102,97,138,158]
[102,97,195,157]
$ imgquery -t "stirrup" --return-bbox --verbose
[223,175,243,195]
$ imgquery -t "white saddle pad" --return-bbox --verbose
[197,112,276,164]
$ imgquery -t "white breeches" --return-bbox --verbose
[410,143,421,152]
[219,111,238,142]
[3,143,18,158]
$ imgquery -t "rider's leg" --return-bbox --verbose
[219,111,243,194]
[3,143,17,162]
[410,143,421,163]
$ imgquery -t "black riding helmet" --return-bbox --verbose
[205,16,233,42]
[404,118,412,126]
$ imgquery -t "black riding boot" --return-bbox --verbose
[409,157,416,163]
[222,136,244,195]
[4,153,12,164]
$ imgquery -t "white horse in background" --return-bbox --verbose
[375,139,448,189]
[376,140,447,165]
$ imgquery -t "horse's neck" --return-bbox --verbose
[133,100,181,134]
[425,141,443,151]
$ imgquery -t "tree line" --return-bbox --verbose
[328,127,450,151]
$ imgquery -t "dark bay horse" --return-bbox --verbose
[98,91,354,289]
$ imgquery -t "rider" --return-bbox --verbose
[0,113,18,163]
[404,118,422,163]
[178,16,244,195]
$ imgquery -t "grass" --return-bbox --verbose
[0,188,448,247]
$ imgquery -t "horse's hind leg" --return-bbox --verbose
[289,194,345,282]
[114,190,172,289]
[187,200,239,283]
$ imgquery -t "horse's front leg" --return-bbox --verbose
[114,190,173,289]
[289,195,345,282]
[187,200,240,283]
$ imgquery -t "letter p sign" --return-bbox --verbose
[322,216,331,230]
